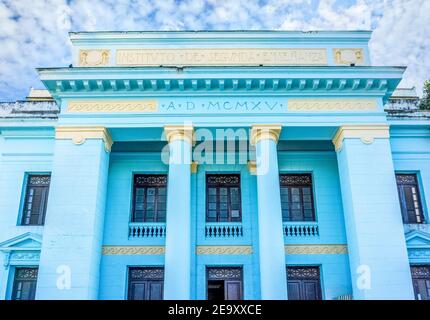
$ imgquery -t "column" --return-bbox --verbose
[163,125,193,300]
[251,125,288,300]
[36,126,111,299]
[333,125,414,300]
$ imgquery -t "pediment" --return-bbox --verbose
[405,230,430,249]
[0,232,42,251]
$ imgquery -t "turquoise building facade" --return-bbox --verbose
[0,31,429,300]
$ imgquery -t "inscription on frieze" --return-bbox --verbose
[116,48,328,66]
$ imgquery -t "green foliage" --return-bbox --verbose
[419,80,430,110]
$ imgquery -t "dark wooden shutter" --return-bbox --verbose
[21,175,50,226]
[128,267,164,300]
[280,174,315,222]
[225,281,242,300]
[396,174,424,224]
[132,175,167,222]
[11,268,38,300]
[287,266,322,300]
[411,266,430,300]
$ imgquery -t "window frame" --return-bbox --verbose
[279,173,316,222]
[20,174,51,226]
[131,174,168,223]
[205,174,242,223]
[127,266,164,300]
[11,267,38,300]
[396,173,425,224]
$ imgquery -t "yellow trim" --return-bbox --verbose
[288,98,377,111]
[191,161,198,174]
[67,100,158,113]
[164,125,194,145]
[55,126,113,152]
[102,246,165,255]
[78,49,110,66]
[285,244,348,255]
[332,125,390,152]
[333,48,365,65]
[250,124,282,145]
[247,160,256,175]
[196,245,253,255]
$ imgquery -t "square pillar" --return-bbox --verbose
[251,125,288,300]
[36,126,112,299]
[333,125,414,299]
[163,125,193,300]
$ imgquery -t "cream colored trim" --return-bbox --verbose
[196,246,253,255]
[67,100,158,113]
[332,125,390,152]
[333,48,365,65]
[79,49,110,66]
[191,161,198,174]
[164,125,194,145]
[285,245,348,255]
[247,160,256,175]
[55,126,113,152]
[250,124,282,146]
[116,48,327,66]
[288,98,377,111]
[102,246,165,255]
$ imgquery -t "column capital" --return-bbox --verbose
[164,125,194,145]
[332,124,390,152]
[55,126,113,152]
[250,124,282,146]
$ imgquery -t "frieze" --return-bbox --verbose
[67,100,157,113]
[288,98,377,111]
[285,245,348,254]
[116,48,328,66]
[196,246,253,255]
[102,246,165,255]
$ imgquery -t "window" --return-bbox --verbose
[280,174,315,222]
[21,174,51,226]
[132,175,167,223]
[11,267,38,300]
[396,174,425,224]
[207,267,243,300]
[287,266,322,300]
[206,174,241,222]
[128,267,164,300]
[411,266,430,300]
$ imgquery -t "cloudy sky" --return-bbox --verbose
[0,0,429,101]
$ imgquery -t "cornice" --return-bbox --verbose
[332,124,390,152]
[55,125,113,152]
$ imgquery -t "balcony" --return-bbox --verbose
[283,222,319,237]
[205,223,243,238]
[129,222,166,238]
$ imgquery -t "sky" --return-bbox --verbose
[0,0,429,101]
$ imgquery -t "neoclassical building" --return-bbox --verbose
[0,31,429,300]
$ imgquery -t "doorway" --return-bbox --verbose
[207,267,243,300]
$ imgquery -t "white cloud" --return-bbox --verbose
[0,0,428,101]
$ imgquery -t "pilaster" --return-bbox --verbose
[36,126,111,299]
[333,125,414,299]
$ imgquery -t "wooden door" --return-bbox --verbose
[287,266,322,300]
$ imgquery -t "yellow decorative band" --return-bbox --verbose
[164,125,194,145]
[250,124,282,145]
[102,246,165,255]
[116,48,327,66]
[332,124,390,152]
[288,99,377,111]
[247,161,257,175]
[196,246,253,255]
[67,100,158,113]
[55,126,113,152]
[285,245,348,255]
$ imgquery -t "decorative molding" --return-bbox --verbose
[102,246,165,255]
[288,98,377,111]
[191,161,198,174]
[247,160,256,175]
[333,48,365,65]
[79,49,110,66]
[250,124,282,145]
[55,126,113,152]
[67,100,158,113]
[116,48,328,66]
[196,245,253,255]
[285,244,348,255]
[332,125,390,152]
[164,125,194,145]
